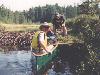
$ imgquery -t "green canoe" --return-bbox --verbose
[31,44,59,75]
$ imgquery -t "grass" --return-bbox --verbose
[0,23,40,32]
[0,23,53,32]
[58,35,83,44]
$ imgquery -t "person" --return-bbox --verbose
[52,12,67,36]
[31,22,54,55]
[52,13,61,33]
[46,27,57,44]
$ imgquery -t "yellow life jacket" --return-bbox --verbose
[31,31,47,50]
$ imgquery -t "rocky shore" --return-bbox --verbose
[0,31,35,51]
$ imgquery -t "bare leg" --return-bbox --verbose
[61,26,67,36]
[53,25,56,33]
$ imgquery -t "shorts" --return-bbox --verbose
[54,24,62,29]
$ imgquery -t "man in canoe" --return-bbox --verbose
[31,22,57,56]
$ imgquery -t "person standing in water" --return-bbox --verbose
[32,22,54,55]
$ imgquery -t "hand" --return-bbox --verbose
[48,50,53,54]
[45,49,52,54]
[48,51,52,55]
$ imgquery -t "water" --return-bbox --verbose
[46,60,73,75]
[0,51,32,75]
[0,43,89,75]
[0,44,99,75]
[0,50,73,75]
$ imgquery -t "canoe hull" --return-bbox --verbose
[31,45,59,75]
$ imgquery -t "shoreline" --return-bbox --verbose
[0,31,35,51]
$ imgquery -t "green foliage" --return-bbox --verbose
[0,4,78,24]
[78,0,100,15]
[66,14,100,74]
[65,6,77,18]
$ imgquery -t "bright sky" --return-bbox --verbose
[0,0,82,11]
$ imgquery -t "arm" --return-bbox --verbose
[40,41,50,53]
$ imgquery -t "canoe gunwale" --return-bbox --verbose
[32,43,58,57]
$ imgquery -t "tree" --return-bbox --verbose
[19,13,26,24]
[78,0,100,15]
[0,4,79,24]
[13,11,20,24]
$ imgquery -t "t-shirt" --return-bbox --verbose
[38,32,45,42]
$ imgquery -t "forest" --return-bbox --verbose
[0,0,99,24]
[0,3,77,24]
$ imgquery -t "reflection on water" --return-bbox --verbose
[0,51,72,75]
[46,59,73,75]
[0,50,72,75]
[0,43,94,75]
[0,51,32,75]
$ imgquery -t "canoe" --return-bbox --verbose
[31,44,59,75]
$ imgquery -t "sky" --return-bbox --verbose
[0,0,83,11]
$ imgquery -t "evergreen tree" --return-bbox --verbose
[0,4,79,24]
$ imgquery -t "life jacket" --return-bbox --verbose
[31,31,47,50]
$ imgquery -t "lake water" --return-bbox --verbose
[0,51,32,75]
[0,43,98,75]
[0,50,73,75]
